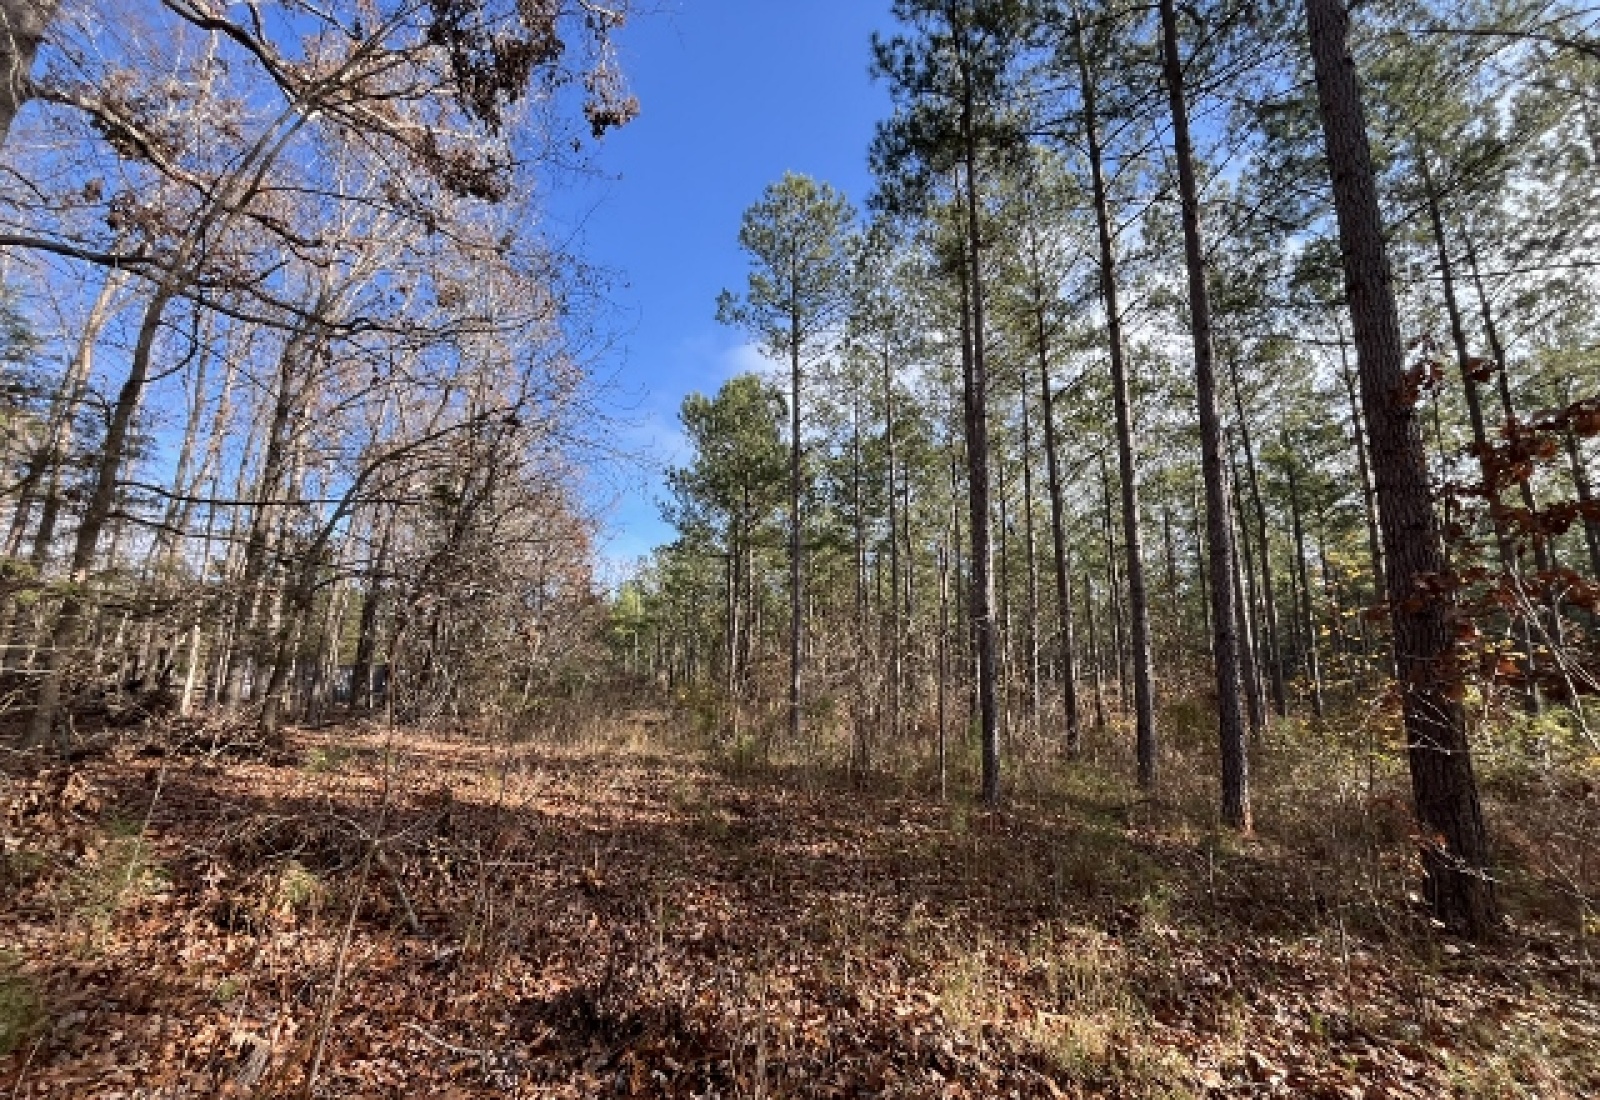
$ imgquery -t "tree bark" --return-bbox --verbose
[883,344,903,747]
[788,302,804,747]
[5,270,127,566]
[25,284,176,746]
[1338,340,1385,603]
[1282,440,1325,720]
[1038,333,1081,751]
[25,101,312,744]
[1228,356,1287,717]
[937,24,1002,803]
[1567,431,1600,581]
[851,392,870,770]
[1019,371,1041,732]
[1076,12,1156,785]
[1305,0,1496,936]
[955,192,1000,805]
[1160,0,1248,828]
[221,327,311,707]
[0,0,57,149]
[1228,463,1266,736]
[1084,571,1106,731]
[1099,454,1127,712]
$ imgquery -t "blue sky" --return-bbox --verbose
[549,0,895,578]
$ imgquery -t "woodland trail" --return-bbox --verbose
[2,717,1597,1098]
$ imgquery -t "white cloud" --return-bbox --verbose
[718,340,781,379]
[589,334,784,567]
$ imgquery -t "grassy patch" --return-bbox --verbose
[303,743,354,774]
[67,833,168,937]
[0,952,43,1057]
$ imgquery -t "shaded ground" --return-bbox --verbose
[1,712,1597,1097]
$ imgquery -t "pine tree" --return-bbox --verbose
[718,173,855,747]
[1304,0,1496,937]
[872,0,1035,805]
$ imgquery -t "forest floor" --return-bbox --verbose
[2,707,1598,1098]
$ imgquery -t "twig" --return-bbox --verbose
[10,1036,44,1099]
[400,1022,491,1059]
[302,842,373,1098]
[373,846,421,935]
[302,728,395,1098]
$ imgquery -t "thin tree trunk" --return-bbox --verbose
[787,308,804,747]
[937,540,950,802]
[1037,318,1081,752]
[6,270,126,564]
[883,345,903,747]
[1282,440,1325,720]
[1160,0,1248,826]
[1162,507,1182,665]
[1193,480,1212,652]
[851,395,869,770]
[1316,514,1346,704]
[1306,0,1495,936]
[258,586,307,741]
[1460,221,1566,687]
[1229,463,1266,737]
[207,408,264,707]
[997,426,1014,741]
[222,343,300,707]
[1099,454,1127,713]
[725,530,740,709]
[1228,356,1287,717]
[1084,571,1106,731]
[1421,157,1513,558]
[1338,338,1385,603]
[1019,373,1041,731]
[1422,158,1542,711]
[955,52,1002,804]
[956,214,1000,804]
[179,485,225,718]
[25,283,177,746]
[1076,12,1156,785]
[1,273,127,676]
[950,440,968,703]
[1472,300,1549,561]
[134,312,217,679]
[1567,431,1600,580]
[26,103,311,742]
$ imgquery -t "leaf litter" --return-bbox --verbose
[2,720,1596,1098]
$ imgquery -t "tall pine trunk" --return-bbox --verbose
[1037,327,1081,752]
[1019,377,1041,731]
[952,42,1001,805]
[883,345,903,747]
[1229,463,1266,737]
[1228,357,1287,717]
[1282,442,1325,719]
[1076,15,1156,785]
[1084,571,1106,731]
[1160,0,1248,827]
[787,309,804,746]
[1305,0,1495,937]
[956,218,1000,805]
